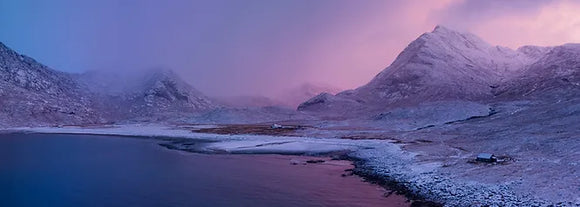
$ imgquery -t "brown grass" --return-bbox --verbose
[192,124,305,136]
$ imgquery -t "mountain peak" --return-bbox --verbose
[423,25,490,49]
[428,25,469,38]
[432,25,454,34]
[150,67,177,78]
[301,24,535,112]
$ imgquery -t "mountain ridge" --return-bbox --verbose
[0,42,218,126]
[299,25,579,115]
[0,42,100,126]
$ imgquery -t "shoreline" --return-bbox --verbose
[153,139,442,207]
[0,133,407,207]
[1,124,564,206]
[2,126,441,206]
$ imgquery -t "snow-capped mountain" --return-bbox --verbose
[0,41,219,126]
[2,25,578,127]
[78,69,217,121]
[494,43,580,100]
[300,25,579,114]
[359,25,531,103]
[0,42,100,127]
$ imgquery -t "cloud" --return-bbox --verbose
[470,0,580,48]
[2,0,579,98]
[435,0,580,48]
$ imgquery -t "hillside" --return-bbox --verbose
[0,42,100,126]
[298,25,580,129]
[78,69,217,122]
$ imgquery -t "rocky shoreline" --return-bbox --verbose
[3,125,577,206]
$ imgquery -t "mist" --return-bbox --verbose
[1,0,579,98]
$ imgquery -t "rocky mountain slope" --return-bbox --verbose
[0,42,100,127]
[0,41,314,127]
[299,25,579,129]
[0,42,219,126]
[294,26,579,204]
[300,26,532,111]
[78,69,217,122]
[494,43,580,100]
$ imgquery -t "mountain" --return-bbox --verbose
[299,26,580,109]
[3,25,577,128]
[212,83,340,109]
[0,42,100,127]
[78,69,217,122]
[0,41,220,126]
[494,44,580,100]
[300,26,538,112]
[278,83,341,108]
[298,25,580,129]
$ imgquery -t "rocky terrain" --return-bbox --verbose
[1,25,579,206]
[0,41,314,126]
[299,26,534,113]
[494,43,580,100]
[0,42,221,126]
[299,26,579,130]
[0,42,100,127]
[294,26,580,205]
[78,69,217,122]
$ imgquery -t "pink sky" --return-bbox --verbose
[1,0,579,98]
[304,0,580,95]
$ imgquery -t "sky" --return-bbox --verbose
[1,0,580,97]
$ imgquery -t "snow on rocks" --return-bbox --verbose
[298,25,536,114]
[0,42,101,126]
[11,124,363,155]
[352,147,555,207]
[369,101,491,131]
[6,124,568,206]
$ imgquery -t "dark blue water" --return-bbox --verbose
[0,133,407,207]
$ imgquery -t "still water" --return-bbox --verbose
[0,133,408,207]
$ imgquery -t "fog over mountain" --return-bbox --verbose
[3,0,579,100]
[1,24,579,205]
[1,24,577,129]
[2,25,579,127]
[213,83,340,109]
[0,43,220,126]
[78,69,218,122]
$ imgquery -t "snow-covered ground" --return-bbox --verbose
[2,25,579,206]
[4,124,578,206]
[9,124,370,155]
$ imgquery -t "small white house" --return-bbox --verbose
[476,153,496,162]
[271,124,283,129]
